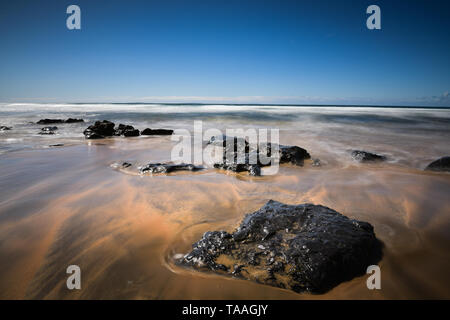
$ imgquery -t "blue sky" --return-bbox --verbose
[0,0,449,106]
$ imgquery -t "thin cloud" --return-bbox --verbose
[417,91,450,106]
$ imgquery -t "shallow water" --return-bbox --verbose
[0,104,449,299]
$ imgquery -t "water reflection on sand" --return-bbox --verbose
[0,130,449,299]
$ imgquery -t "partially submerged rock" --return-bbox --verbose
[37,118,84,124]
[120,162,132,168]
[141,128,174,135]
[139,162,203,174]
[0,126,12,131]
[112,161,203,175]
[83,121,144,139]
[207,135,248,149]
[208,135,261,176]
[83,120,116,139]
[177,200,383,294]
[351,150,386,162]
[114,124,140,137]
[65,118,84,123]
[425,156,450,172]
[208,135,311,176]
[279,145,311,165]
[39,126,58,135]
[213,161,262,176]
[37,119,64,124]
[312,159,321,167]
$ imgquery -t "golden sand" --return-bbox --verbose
[0,135,449,299]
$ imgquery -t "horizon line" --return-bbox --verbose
[2,101,450,109]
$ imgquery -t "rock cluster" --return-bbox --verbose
[83,120,174,139]
[37,118,84,124]
[209,135,311,176]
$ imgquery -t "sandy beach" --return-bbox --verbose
[0,104,449,299]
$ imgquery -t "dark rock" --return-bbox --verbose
[425,156,450,172]
[113,161,204,176]
[37,119,64,124]
[83,120,115,139]
[65,118,84,123]
[41,126,58,132]
[121,162,132,168]
[177,200,383,294]
[279,145,311,165]
[84,132,104,139]
[213,161,262,176]
[248,164,262,176]
[207,135,249,149]
[351,150,386,162]
[114,124,140,137]
[208,135,310,176]
[123,129,140,137]
[209,135,260,176]
[39,126,58,135]
[139,162,203,174]
[0,126,12,131]
[113,124,132,135]
[37,118,84,124]
[141,128,174,135]
[49,144,64,147]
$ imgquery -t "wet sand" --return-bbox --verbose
[0,134,449,299]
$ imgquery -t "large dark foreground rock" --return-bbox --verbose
[209,135,311,176]
[425,156,450,172]
[177,200,383,294]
